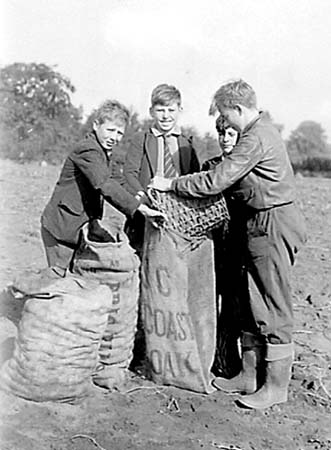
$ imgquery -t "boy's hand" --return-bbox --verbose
[137,204,167,228]
[148,176,173,192]
[135,190,151,206]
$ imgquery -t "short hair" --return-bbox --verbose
[215,115,226,133]
[209,79,257,114]
[215,115,236,134]
[93,99,130,126]
[151,84,181,107]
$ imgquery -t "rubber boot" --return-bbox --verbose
[238,342,294,409]
[213,332,264,394]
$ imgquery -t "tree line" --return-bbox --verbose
[1,63,330,177]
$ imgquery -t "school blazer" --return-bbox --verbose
[41,132,139,245]
[122,129,200,195]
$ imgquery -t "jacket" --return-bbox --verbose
[122,129,200,195]
[172,112,295,210]
[41,132,139,244]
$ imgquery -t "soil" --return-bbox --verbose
[0,159,330,450]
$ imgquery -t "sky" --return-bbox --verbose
[1,0,331,141]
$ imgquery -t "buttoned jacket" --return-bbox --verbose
[41,132,139,244]
[122,129,200,195]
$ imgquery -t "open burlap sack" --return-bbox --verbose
[141,223,217,393]
[139,190,230,393]
[73,226,140,389]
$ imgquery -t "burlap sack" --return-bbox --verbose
[0,276,111,403]
[141,223,217,394]
[72,226,140,389]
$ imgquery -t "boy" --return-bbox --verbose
[202,116,245,379]
[122,83,200,254]
[150,80,307,409]
[41,99,165,279]
[202,115,239,170]
[216,114,239,156]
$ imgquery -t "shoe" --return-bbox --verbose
[213,332,264,394]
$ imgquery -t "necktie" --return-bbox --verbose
[163,134,177,178]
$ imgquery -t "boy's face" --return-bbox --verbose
[93,119,126,151]
[150,101,181,133]
[218,126,239,154]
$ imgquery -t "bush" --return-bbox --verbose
[0,62,82,164]
[292,156,331,178]
[0,125,78,165]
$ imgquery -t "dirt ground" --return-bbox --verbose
[0,159,330,450]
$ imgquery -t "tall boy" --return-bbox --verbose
[150,80,307,409]
[122,83,200,254]
[41,99,164,278]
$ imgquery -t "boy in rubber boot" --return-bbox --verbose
[239,342,294,409]
[149,80,307,409]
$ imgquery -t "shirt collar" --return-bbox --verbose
[91,130,111,160]
[243,111,264,134]
[150,125,181,137]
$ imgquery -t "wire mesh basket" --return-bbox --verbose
[147,188,229,240]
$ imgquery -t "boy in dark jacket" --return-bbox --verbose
[150,80,307,409]
[122,83,200,254]
[41,99,164,278]
[203,117,246,379]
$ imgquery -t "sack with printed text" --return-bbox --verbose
[141,222,217,393]
[73,225,140,389]
[140,190,229,393]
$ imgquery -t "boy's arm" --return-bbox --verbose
[71,147,140,217]
[188,136,201,173]
[172,133,262,198]
[122,133,146,195]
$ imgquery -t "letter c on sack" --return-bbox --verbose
[155,266,171,297]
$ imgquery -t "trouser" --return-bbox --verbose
[243,203,307,344]
[41,225,77,275]
[213,202,253,376]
